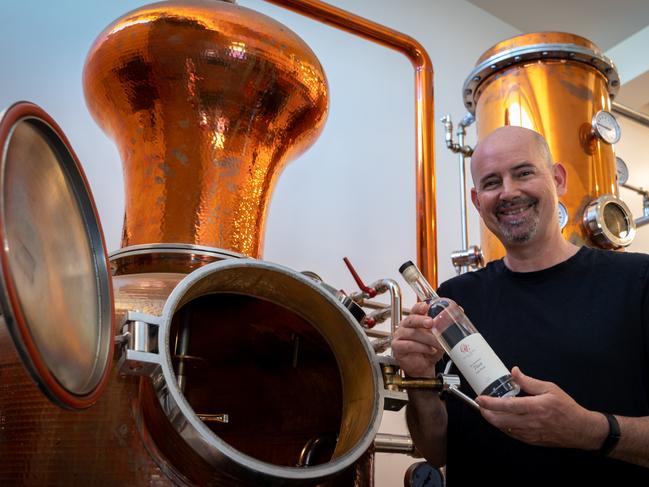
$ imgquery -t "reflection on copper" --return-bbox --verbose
[470,32,618,261]
[84,0,329,259]
[265,0,437,287]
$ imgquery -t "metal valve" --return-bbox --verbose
[379,359,479,411]
[451,245,484,271]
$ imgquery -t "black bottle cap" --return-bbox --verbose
[398,260,415,274]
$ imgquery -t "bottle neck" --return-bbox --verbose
[408,277,439,302]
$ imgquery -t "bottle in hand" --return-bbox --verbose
[399,261,519,398]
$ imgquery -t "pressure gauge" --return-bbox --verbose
[405,462,444,487]
[615,156,629,185]
[558,202,568,230]
[592,110,621,144]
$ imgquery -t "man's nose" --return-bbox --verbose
[499,177,522,199]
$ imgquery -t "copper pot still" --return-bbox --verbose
[464,32,636,262]
[83,0,329,258]
[0,0,386,485]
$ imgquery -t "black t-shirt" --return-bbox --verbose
[436,246,649,485]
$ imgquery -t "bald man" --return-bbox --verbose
[392,126,649,484]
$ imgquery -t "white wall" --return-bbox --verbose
[616,116,649,253]
[0,1,521,486]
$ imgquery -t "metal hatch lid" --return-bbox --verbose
[0,101,114,409]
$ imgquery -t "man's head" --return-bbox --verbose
[470,126,567,248]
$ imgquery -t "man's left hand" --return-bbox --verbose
[476,366,607,450]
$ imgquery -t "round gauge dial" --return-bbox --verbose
[558,202,569,230]
[592,110,621,144]
[405,462,444,487]
[615,156,629,185]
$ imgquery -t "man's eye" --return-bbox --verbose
[482,180,498,189]
[517,170,534,177]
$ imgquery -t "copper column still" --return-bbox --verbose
[463,32,634,262]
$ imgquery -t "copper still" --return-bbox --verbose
[0,0,440,485]
[463,32,635,262]
[0,0,383,484]
[83,0,329,258]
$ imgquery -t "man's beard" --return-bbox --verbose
[495,196,539,244]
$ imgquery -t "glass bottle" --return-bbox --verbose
[399,261,519,398]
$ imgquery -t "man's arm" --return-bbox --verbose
[406,390,447,467]
[392,301,450,467]
[604,416,649,467]
[477,367,649,468]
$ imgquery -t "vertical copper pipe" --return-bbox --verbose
[264,0,437,286]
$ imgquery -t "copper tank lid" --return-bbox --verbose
[463,31,619,113]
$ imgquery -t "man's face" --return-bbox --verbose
[470,132,566,247]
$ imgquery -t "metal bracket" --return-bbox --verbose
[116,311,163,377]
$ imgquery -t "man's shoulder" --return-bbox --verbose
[581,246,649,271]
[438,259,503,297]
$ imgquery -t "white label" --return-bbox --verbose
[448,333,510,395]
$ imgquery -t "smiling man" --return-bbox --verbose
[392,126,649,485]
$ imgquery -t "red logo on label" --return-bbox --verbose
[459,343,470,353]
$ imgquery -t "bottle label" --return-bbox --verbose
[448,333,510,395]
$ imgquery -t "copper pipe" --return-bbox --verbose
[264,0,437,286]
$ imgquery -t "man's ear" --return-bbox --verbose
[552,162,568,196]
[471,187,481,213]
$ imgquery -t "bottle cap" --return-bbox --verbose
[398,260,415,274]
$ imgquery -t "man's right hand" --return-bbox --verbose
[391,301,446,378]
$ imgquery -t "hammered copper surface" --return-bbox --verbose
[0,324,165,486]
[0,272,184,486]
[472,32,617,261]
[83,0,328,258]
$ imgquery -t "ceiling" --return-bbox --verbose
[468,0,649,113]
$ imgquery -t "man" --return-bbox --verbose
[392,126,649,484]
